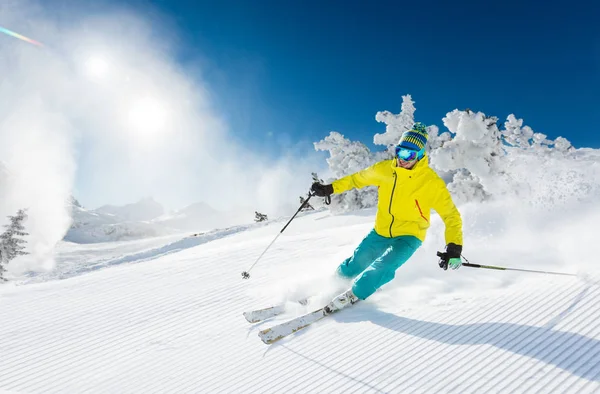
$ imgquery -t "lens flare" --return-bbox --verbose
[0,26,43,47]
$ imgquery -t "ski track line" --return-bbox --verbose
[279,343,387,394]
[166,296,332,391]
[386,278,578,393]
[534,332,600,394]
[525,297,600,394]
[0,231,313,392]
[1,270,236,370]
[230,306,342,394]
[567,353,600,394]
[3,248,300,392]
[288,285,514,394]
[91,294,276,393]
[38,276,278,390]
[0,269,259,391]
[311,305,464,393]
[1,241,260,334]
[386,297,541,392]
[372,283,548,392]
[321,286,516,394]
[250,303,378,389]
[5,290,256,393]
[244,319,376,394]
[24,229,252,284]
[451,280,587,393]
[3,227,595,393]
[1,244,250,319]
[238,298,377,393]
[166,300,308,393]
[376,284,546,389]
[3,295,234,392]
[291,283,529,394]
[37,297,252,393]
[471,282,598,393]
[435,279,586,393]
[508,292,600,393]
[473,287,596,393]
[1,282,255,392]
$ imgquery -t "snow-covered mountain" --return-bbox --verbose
[95,197,165,222]
[64,198,256,243]
[154,201,265,232]
[1,204,599,392]
[65,199,170,243]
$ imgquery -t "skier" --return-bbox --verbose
[311,122,463,314]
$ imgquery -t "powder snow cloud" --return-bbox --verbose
[0,1,325,273]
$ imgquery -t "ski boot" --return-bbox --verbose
[324,288,359,315]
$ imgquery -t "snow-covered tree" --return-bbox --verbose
[254,211,268,223]
[429,109,580,204]
[0,209,29,281]
[502,114,572,153]
[373,94,416,156]
[314,132,377,212]
[312,94,591,212]
[429,109,518,203]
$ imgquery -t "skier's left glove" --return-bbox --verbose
[438,243,462,270]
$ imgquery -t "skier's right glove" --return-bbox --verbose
[311,182,334,197]
[437,243,462,270]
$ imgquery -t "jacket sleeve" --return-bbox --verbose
[432,180,463,246]
[331,162,384,194]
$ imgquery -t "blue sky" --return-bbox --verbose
[2,0,598,212]
[133,0,599,153]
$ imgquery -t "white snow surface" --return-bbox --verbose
[2,201,600,393]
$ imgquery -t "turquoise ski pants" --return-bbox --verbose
[337,229,422,300]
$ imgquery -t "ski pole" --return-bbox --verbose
[461,262,577,276]
[241,192,315,280]
[438,252,577,277]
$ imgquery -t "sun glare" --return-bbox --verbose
[127,97,169,141]
[85,55,110,79]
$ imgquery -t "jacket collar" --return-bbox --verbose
[390,155,430,174]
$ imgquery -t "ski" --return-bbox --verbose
[243,298,308,323]
[258,308,327,344]
[258,300,360,344]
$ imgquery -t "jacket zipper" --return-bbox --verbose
[388,173,397,237]
[415,199,429,223]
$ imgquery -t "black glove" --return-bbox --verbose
[437,243,462,270]
[311,182,334,197]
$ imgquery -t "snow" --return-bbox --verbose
[1,202,600,392]
[65,199,256,244]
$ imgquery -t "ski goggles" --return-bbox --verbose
[395,146,419,162]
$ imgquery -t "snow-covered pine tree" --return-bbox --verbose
[314,132,377,212]
[0,209,29,281]
[254,211,268,222]
[502,114,572,153]
[373,95,442,160]
[373,94,416,157]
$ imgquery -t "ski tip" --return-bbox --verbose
[258,329,281,345]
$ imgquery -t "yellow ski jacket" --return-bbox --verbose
[331,156,463,245]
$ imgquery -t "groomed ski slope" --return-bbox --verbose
[1,207,600,393]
